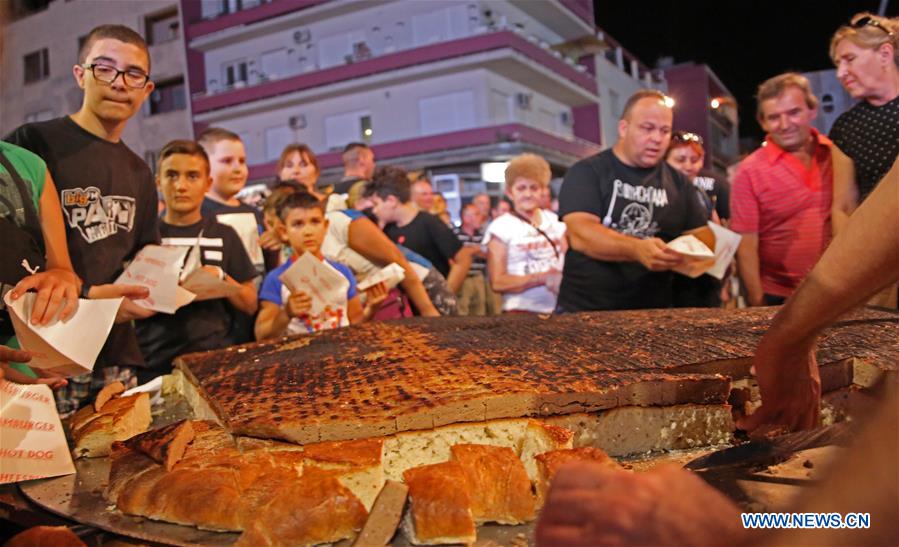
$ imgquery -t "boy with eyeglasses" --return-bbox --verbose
[4,24,160,416]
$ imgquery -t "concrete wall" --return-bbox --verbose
[0,0,192,166]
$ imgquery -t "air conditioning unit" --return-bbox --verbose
[293,29,311,44]
[559,111,572,126]
[515,92,531,110]
[289,114,307,130]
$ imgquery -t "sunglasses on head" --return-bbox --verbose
[851,16,894,37]
[672,132,704,145]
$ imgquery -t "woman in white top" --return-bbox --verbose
[484,154,566,313]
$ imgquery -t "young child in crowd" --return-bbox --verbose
[135,140,258,382]
[197,127,270,342]
[255,192,387,339]
[197,127,268,276]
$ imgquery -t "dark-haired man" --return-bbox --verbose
[5,24,160,414]
[135,140,257,382]
[732,73,832,307]
[337,142,375,194]
[557,89,708,311]
[364,166,473,293]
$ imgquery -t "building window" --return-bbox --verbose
[324,110,372,150]
[419,90,475,136]
[146,8,180,45]
[24,109,54,124]
[821,93,835,114]
[360,115,373,144]
[220,0,269,15]
[24,49,49,84]
[223,60,248,88]
[148,77,186,115]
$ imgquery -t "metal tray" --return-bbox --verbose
[17,394,537,546]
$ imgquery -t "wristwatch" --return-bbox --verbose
[80,283,92,299]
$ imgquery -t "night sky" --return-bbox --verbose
[594,0,899,140]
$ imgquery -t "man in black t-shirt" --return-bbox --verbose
[136,141,258,382]
[557,89,707,312]
[5,25,160,414]
[364,166,473,293]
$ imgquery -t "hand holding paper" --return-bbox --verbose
[4,292,121,377]
[181,266,241,301]
[634,237,684,272]
[357,263,406,292]
[667,233,716,279]
[667,223,742,280]
[279,252,350,331]
[286,291,313,318]
[115,245,196,314]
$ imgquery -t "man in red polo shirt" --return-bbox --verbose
[732,73,833,306]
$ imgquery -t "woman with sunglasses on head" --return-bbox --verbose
[829,13,899,307]
[665,132,730,224]
[665,131,727,308]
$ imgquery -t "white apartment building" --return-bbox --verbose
[183,0,604,196]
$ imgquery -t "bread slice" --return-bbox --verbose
[519,419,574,481]
[236,467,367,546]
[116,464,244,531]
[383,418,531,482]
[93,381,125,411]
[106,441,158,502]
[353,480,409,547]
[303,437,384,511]
[402,461,476,545]
[450,444,535,524]
[72,393,151,458]
[544,404,734,456]
[123,420,195,470]
[535,447,622,508]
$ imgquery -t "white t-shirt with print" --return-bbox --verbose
[483,210,566,313]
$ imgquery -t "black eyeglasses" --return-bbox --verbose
[851,16,894,37]
[672,131,704,145]
[82,63,151,89]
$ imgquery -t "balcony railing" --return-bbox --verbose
[193,30,597,114]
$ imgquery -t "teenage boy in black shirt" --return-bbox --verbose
[5,25,160,414]
[558,89,707,311]
[135,141,257,382]
[364,166,473,293]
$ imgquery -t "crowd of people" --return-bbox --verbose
[0,10,898,547]
[1,11,898,439]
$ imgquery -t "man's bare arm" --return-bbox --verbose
[564,212,683,271]
[740,158,899,434]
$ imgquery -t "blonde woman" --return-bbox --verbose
[830,13,899,307]
[484,154,566,313]
[829,13,899,231]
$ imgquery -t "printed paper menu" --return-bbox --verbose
[278,252,350,332]
[0,381,75,484]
